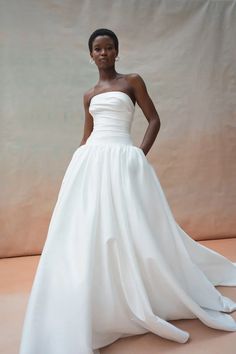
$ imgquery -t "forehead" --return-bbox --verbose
[92,35,114,47]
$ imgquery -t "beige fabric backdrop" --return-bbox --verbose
[1,0,236,258]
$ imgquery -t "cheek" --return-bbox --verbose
[92,50,99,56]
[109,52,117,59]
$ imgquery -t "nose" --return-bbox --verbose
[100,48,107,55]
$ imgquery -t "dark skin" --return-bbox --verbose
[80,35,161,156]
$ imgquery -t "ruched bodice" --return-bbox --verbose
[86,91,135,146]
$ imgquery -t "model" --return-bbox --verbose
[19,28,236,354]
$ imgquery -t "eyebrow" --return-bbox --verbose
[93,41,114,46]
[93,44,114,48]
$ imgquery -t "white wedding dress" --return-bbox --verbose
[19,91,236,354]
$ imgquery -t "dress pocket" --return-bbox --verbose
[132,146,146,157]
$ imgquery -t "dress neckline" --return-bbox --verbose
[89,91,135,108]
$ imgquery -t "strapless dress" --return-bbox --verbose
[19,91,236,354]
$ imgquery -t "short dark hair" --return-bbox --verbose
[88,28,119,53]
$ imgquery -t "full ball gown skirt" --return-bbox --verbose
[19,91,236,354]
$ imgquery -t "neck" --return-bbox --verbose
[98,67,118,82]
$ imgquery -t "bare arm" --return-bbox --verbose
[79,92,94,146]
[129,73,161,155]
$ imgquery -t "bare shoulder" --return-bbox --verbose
[125,73,146,86]
[124,73,149,104]
[83,87,95,107]
[125,73,148,94]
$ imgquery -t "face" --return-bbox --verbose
[90,35,118,68]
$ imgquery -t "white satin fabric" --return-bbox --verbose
[19,91,236,354]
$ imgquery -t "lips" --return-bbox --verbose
[100,58,108,62]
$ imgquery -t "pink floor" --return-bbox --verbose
[1,238,236,354]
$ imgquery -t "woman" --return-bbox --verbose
[19,28,236,354]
